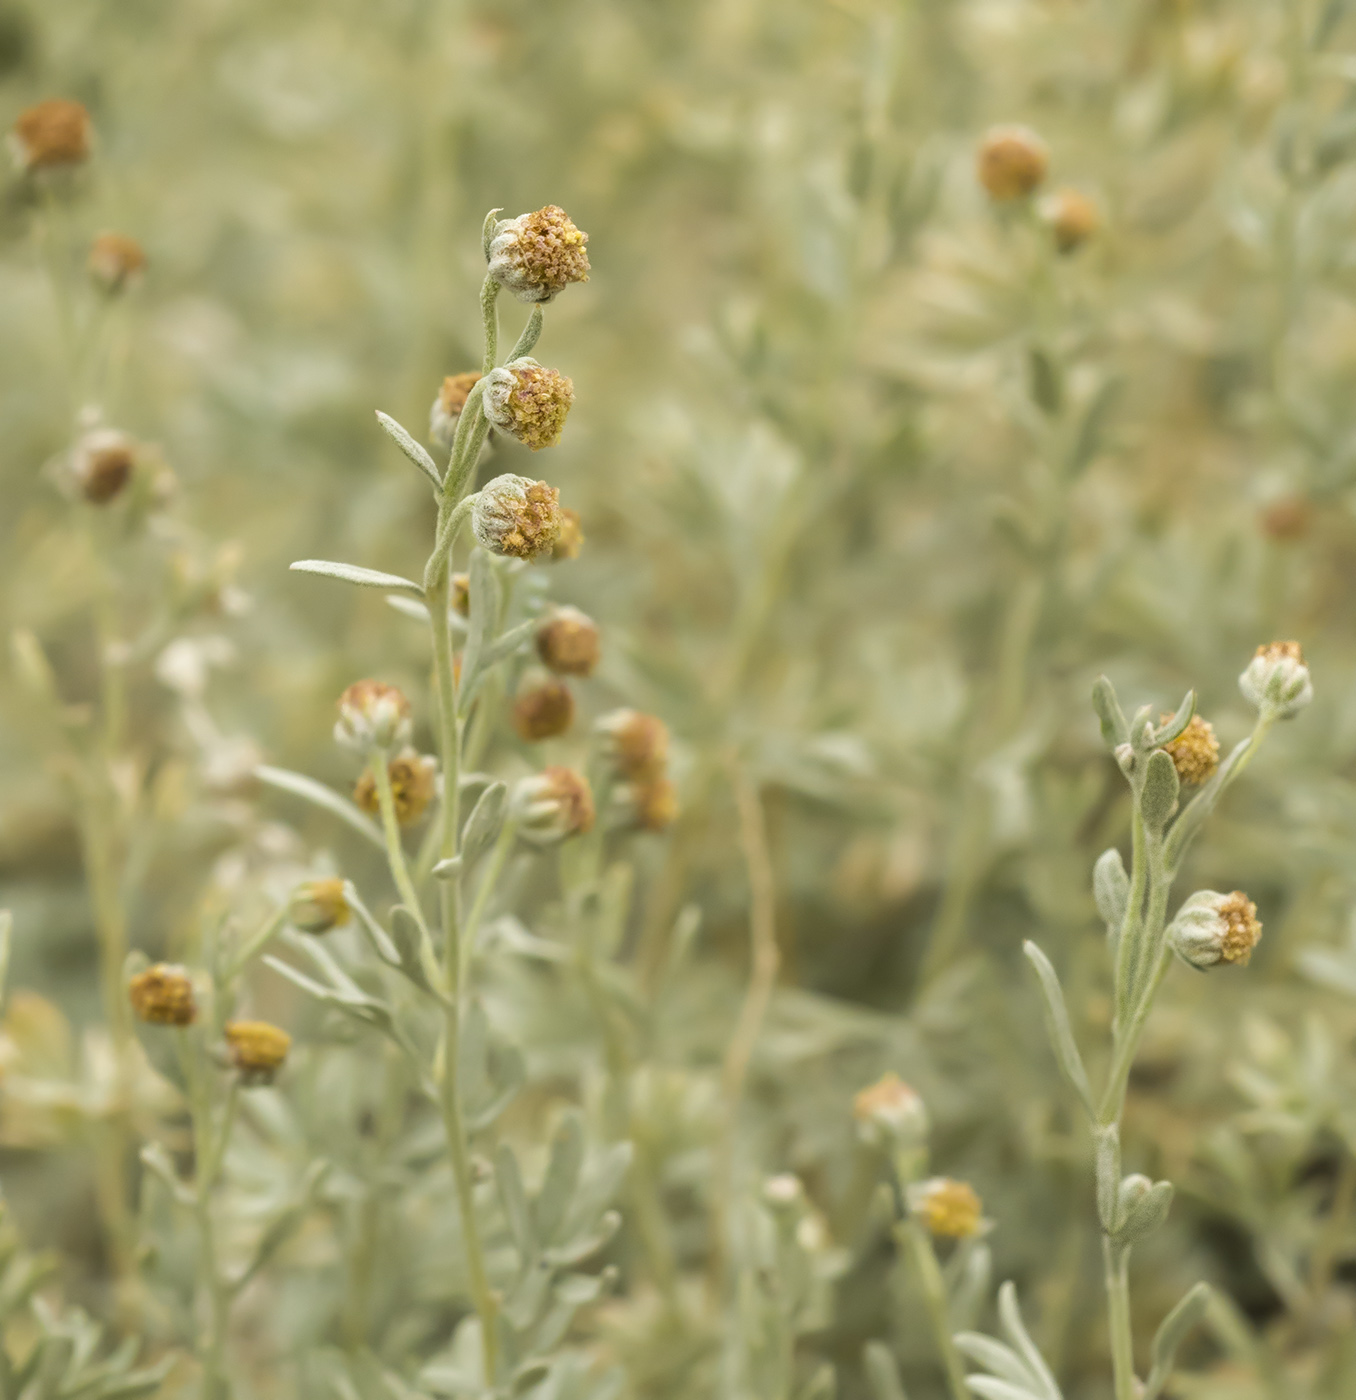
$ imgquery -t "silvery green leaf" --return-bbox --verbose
[387,595,431,623]
[1067,376,1119,478]
[1143,1282,1210,1400]
[1093,848,1129,934]
[255,766,385,851]
[495,1144,537,1259]
[1095,1126,1121,1234]
[1128,703,1155,752]
[1117,1180,1173,1243]
[1139,750,1180,831]
[432,855,463,881]
[376,410,442,488]
[479,618,537,671]
[561,1143,632,1241]
[534,1114,585,1245]
[997,1283,1061,1400]
[1163,735,1254,871]
[289,559,425,600]
[953,1335,1037,1391]
[1298,946,1356,996]
[966,1382,1046,1400]
[947,1242,992,1333]
[1091,676,1128,749]
[798,1363,835,1400]
[343,884,401,965]
[863,1343,909,1400]
[459,549,497,711]
[466,1045,524,1132]
[542,1210,620,1267]
[1028,345,1062,416]
[390,905,440,993]
[26,1336,73,1400]
[1151,691,1195,746]
[461,782,508,865]
[510,1362,550,1397]
[1023,943,1095,1120]
[98,1356,178,1399]
[503,1258,552,1332]
[233,1160,331,1294]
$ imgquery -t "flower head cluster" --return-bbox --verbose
[334,680,412,752]
[224,1021,291,1085]
[129,964,197,1026]
[1169,889,1262,969]
[9,99,91,171]
[512,766,595,845]
[354,751,437,826]
[89,233,146,292]
[596,709,678,832]
[977,125,1048,201]
[853,1072,929,1151]
[486,205,590,303]
[483,360,575,452]
[1162,713,1219,785]
[536,606,600,677]
[1240,641,1312,720]
[289,878,349,934]
[429,371,482,450]
[71,429,136,505]
[513,678,575,741]
[472,474,564,558]
[909,1177,984,1239]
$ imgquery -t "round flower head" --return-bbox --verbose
[1042,188,1099,252]
[334,680,412,752]
[853,1072,929,1151]
[472,474,563,558]
[513,678,575,741]
[89,233,146,293]
[486,205,590,303]
[595,709,669,781]
[289,878,349,934]
[354,750,438,826]
[552,508,585,561]
[612,776,679,833]
[71,429,135,505]
[1170,890,1262,969]
[977,125,1049,201]
[482,360,574,452]
[536,606,600,677]
[129,964,197,1027]
[429,371,482,450]
[1162,714,1219,785]
[1239,641,1312,720]
[10,99,91,171]
[512,766,595,845]
[224,1021,291,1085]
[909,1178,983,1239]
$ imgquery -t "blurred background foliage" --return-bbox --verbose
[4,0,1356,1397]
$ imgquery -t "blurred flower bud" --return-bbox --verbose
[71,429,135,505]
[1161,713,1219,785]
[853,1072,930,1151]
[334,680,412,752]
[536,606,600,677]
[451,572,471,618]
[552,507,584,561]
[1042,188,1099,252]
[354,750,438,826]
[1239,641,1312,720]
[1260,497,1311,542]
[1169,889,1262,969]
[482,361,574,451]
[429,371,482,450]
[513,678,575,741]
[595,708,669,781]
[224,1020,291,1085]
[289,878,349,934]
[472,473,563,558]
[9,98,91,171]
[1114,1174,1173,1242]
[129,964,197,1026]
[88,232,146,293]
[908,1177,983,1239]
[763,1174,804,1211]
[512,766,595,845]
[486,204,590,303]
[977,125,1048,201]
[612,776,679,833]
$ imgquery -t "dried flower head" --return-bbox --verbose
[513,678,575,741]
[513,766,595,845]
[472,474,563,558]
[451,572,471,617]
[486,205,590,303]
[909,1178,983,1239]
[1261,497,1312,542]
[224,1021,291,1084]
[552,508,584,561]
[354,750,438,826]
[596,709,669,781]
[536,606,600,677]
[483,360,575,452]
[289,878,349,934]
[1170,889,1262,969]
[334,679,413,752]
[88,233,146,292]
[613,777,679,833]
[10,99,91,171]
[71,429,135,505]
[853,1072,929,1150]
[1043,188,1099,252]
[1162,714,1220,785]
[430,371,483,450]
[1239,640,1312,720]
[977,125,1049,201]
[128,964,196,1026]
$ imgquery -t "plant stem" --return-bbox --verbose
[369,755,431,936]
[1103,1236,1136,1400]
[900,1222,970,1400]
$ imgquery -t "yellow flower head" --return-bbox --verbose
[912,1178,983,1239]
[224,1021,291,1084]
[129,964,197,1027]
[1162,714,1220,785]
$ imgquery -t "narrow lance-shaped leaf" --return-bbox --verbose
[1023,942,1095,1121]
[255,766,385,852]
[1093,848,1129,936]
[1139,749,1180,832]
[1092,676,1128,750]
[376,410,442,489]
[494,1144,537,1258]
[461,782,508,865]
[1151,691,1196,746]
[289,559,425,600]
[862,1343,909,1400]
[1143,1282,1210,1400]
[997,1282,1061,1400]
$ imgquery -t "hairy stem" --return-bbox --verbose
[1103,1237,1136,1400]
[901,1222,970,1400]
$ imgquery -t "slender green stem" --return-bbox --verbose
[224,906,288,982]
[1103,1237,1136,1400]
[901,1222,970,1400]
[480,273,499,375]
[369,754,431,936]
[461,819,517,986]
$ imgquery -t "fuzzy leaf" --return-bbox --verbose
[255,766,385,851]
[1144,1282,1210,1400]
[1091,676,1128,749]
[495,1145,537,1259]
[1139,750,1180,832]
[966,1381,1045,1400]
[1151,691,1196,746]
[461,782,508,865]
[534,1114,586,1245]
[1093,848,1129,933]
[863,1343,909,1400]
[376,410,442,488]
[289,559,425,599]
[954,1335,1038,1391]
[996,1283,1061,1400]
[1023,943,1095,1120]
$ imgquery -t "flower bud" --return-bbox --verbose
[1114,1174,1173,1242]
[853,1072,929,1152]
[1260,497,1311,542]
[1169,889,1262,969]
[486,205,590,303]
[595,709,669,781]
[513,678,575,741]
[612,777,679,833]
[289,878,349,934]
[71,429,135,505]
[354,750,438,826]
[224,1020,291,1085]
[1042,188,1099,252]
[908,1178,983,1239]
[129,964,197,1026]
[552,508,584,561]
[1161,713,1219,785]
[1239,641,1312,720]
[9,99,91,171]
[88,232,146,293]
[536,606,600,677]
[429,371,482,450]
[334,680,413,752]
[763,1174,804,1212]
[977,125,1048,201]
[512,766,595,845]
[472,473,563,558]
[482,361,574,451]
